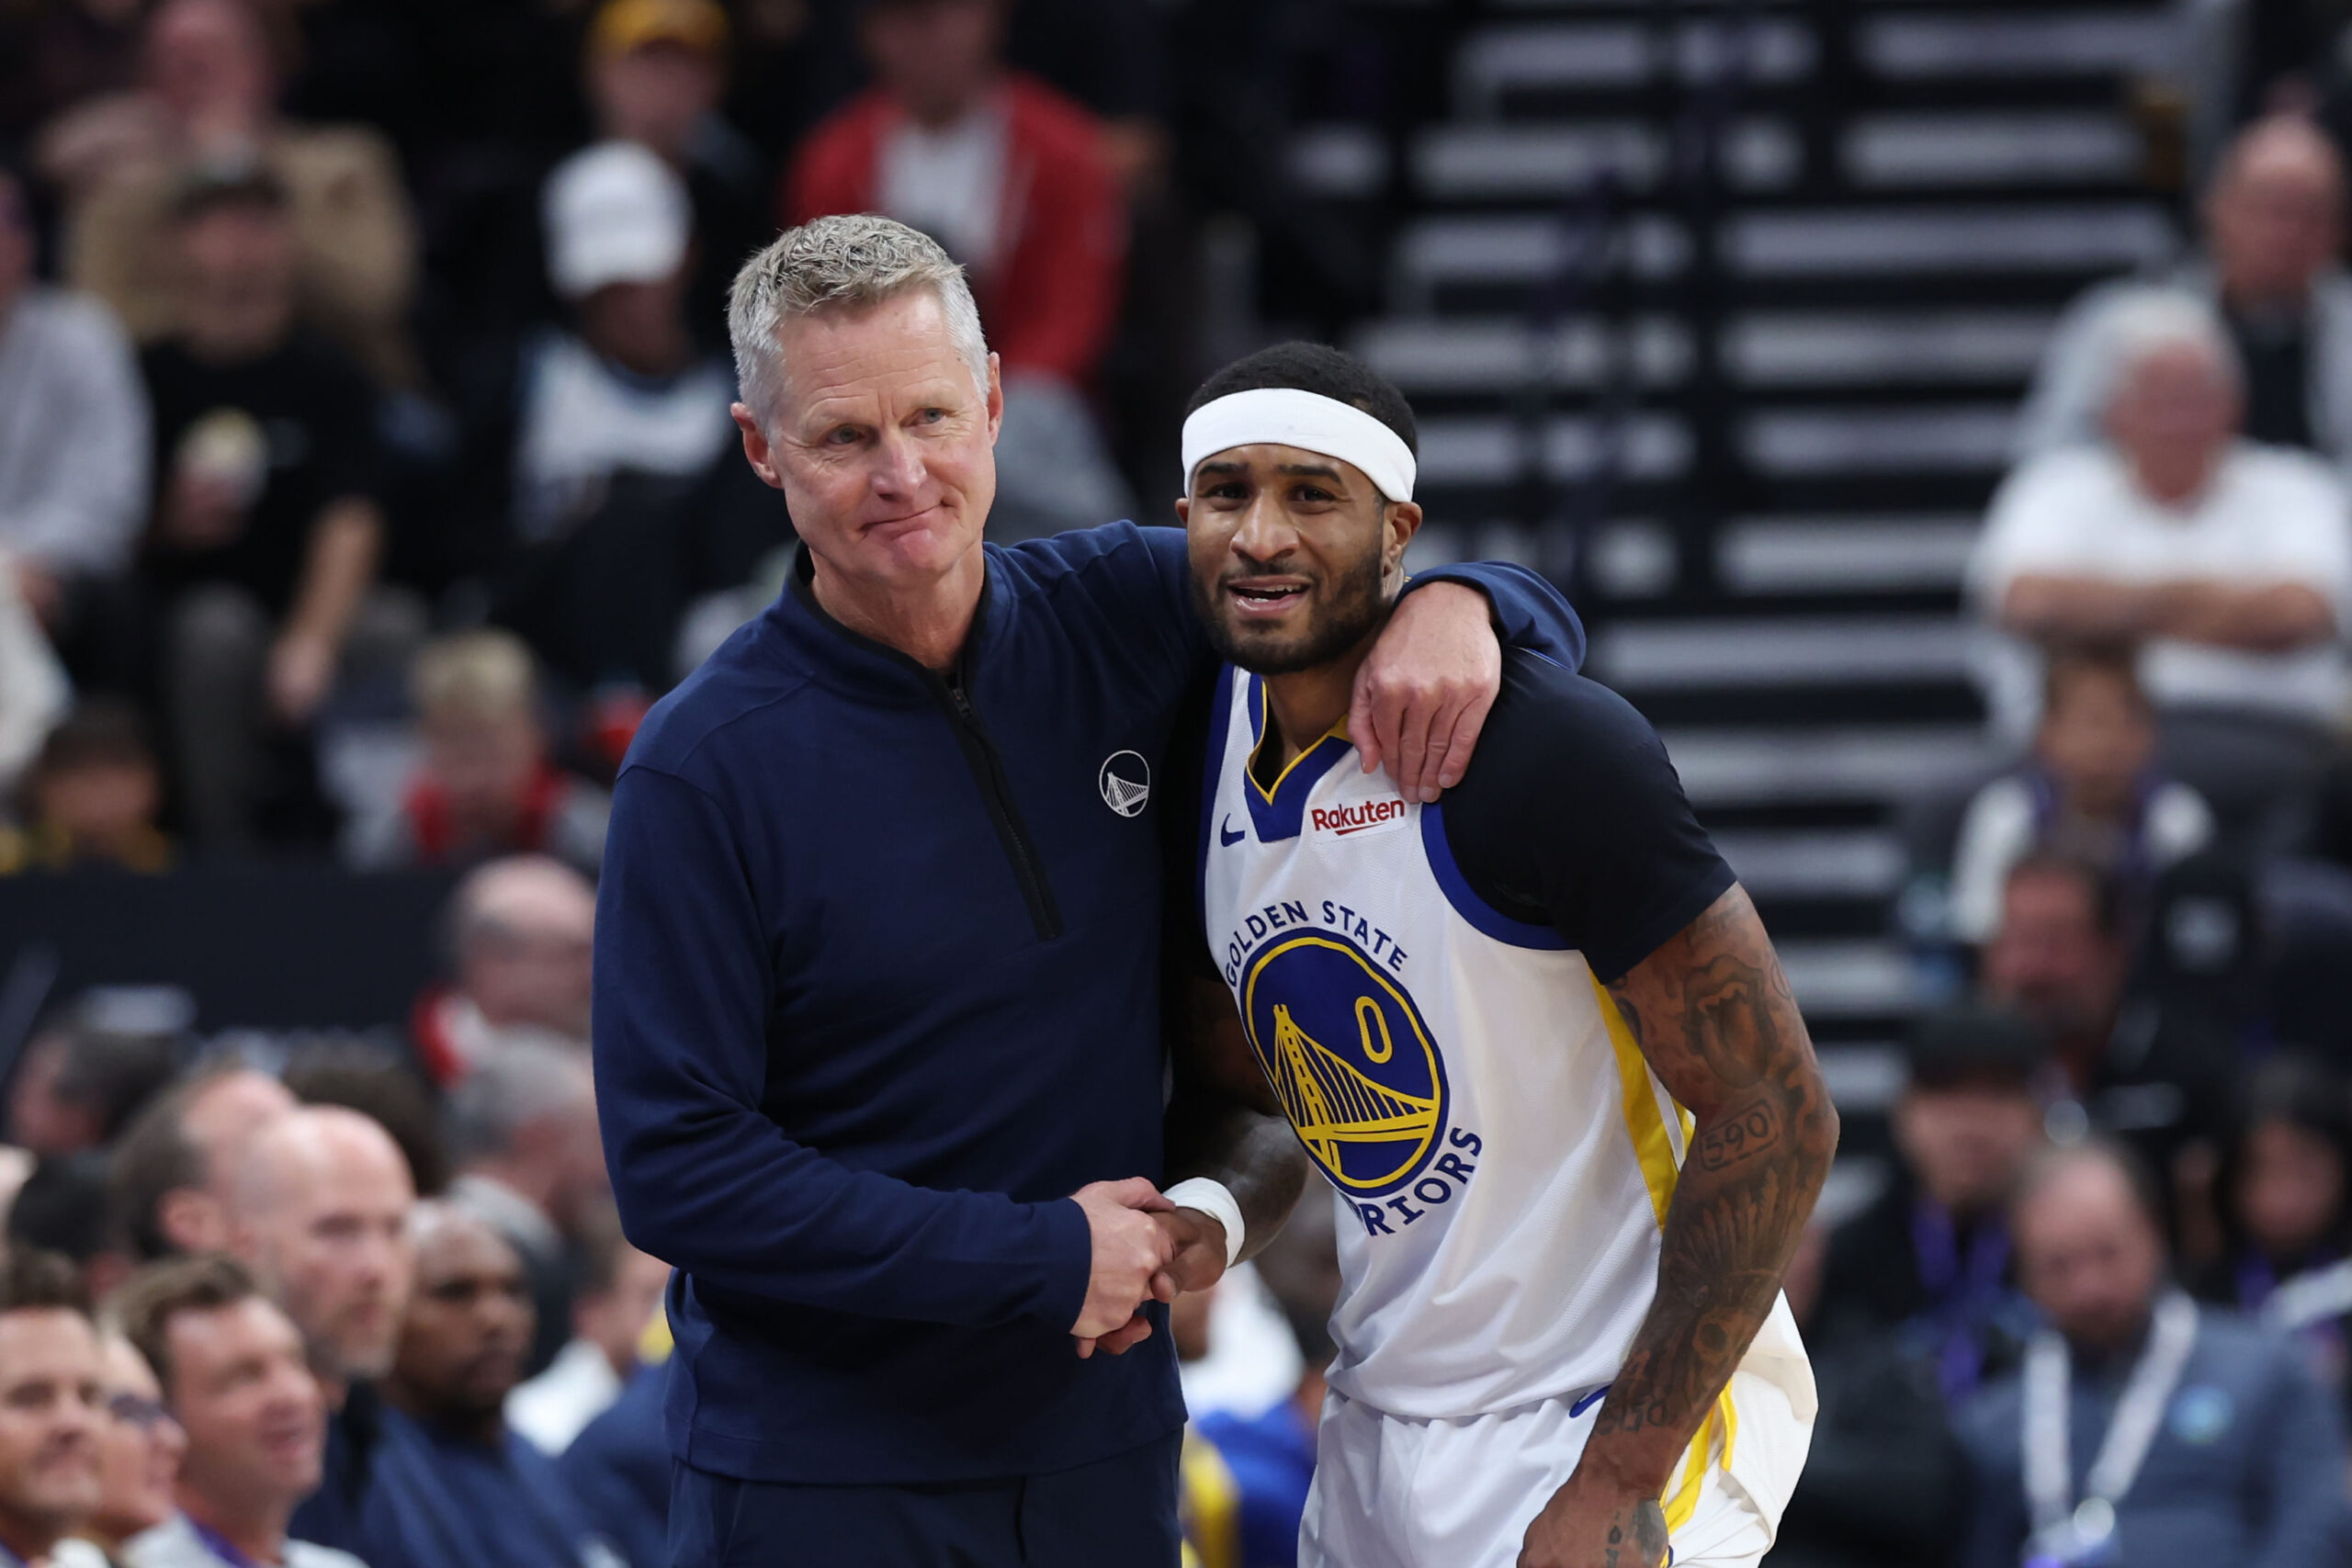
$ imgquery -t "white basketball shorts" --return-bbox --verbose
[1298,1365,1809,1568]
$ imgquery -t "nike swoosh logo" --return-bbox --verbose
[1220,817,1247,847]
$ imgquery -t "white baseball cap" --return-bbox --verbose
[545,141,692,299]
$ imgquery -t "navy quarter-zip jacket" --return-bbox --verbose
[593,522,1585,1484]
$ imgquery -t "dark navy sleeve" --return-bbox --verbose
[594,763,1096,1329]
[1401,561,1588,672]
[1440,653,1733,985]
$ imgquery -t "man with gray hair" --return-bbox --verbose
[447,1040,607,1374]
[595,212,1584,1563]
[2018,116,2352,468]
[1971,288,2352,822]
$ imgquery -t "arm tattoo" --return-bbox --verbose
[1582,886,1838,1491]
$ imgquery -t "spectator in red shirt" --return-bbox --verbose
[785,0,1132,539]
[347,629,608,879]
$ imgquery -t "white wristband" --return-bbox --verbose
[1161,1178,1246,1269]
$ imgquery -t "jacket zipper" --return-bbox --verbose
[937,669,1064,941]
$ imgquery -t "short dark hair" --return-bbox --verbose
[107,1253,260,1397]
[282,1043,449,1197]
[8,1153,112,1263]
[0,1250,90,1319]
[2004,850,2128,940]
[33,701,156,779]
[107,1068,239,1262]
[1904,1005,2048,1092]
[2218,1053,2352,1255]
[46,1023,182,1145]
[1184,342,1419,468]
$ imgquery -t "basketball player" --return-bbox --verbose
[1175,344,1835,1568]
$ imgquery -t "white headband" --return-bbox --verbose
[1181,387,1417,503]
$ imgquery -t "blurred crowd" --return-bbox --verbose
[1794,103,2352,1568]
[0,0,1392,870]
[15,0,2352,1565]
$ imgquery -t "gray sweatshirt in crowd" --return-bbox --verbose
[0,285,150,576]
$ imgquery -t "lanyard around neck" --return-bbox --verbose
[2023,1291,2198,1549]
[187,1517,269,1568]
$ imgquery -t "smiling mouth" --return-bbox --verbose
[1227,581,1309,615]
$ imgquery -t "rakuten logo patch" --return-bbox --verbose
[1309,796,1410,842]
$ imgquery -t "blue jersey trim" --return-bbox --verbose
[1420,802,1571,951]
[1198,664,1238,925]
[1240,675,1351,842]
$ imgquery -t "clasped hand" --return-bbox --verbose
[1067,1178,1230,1358]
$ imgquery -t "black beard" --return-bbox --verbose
[1191,543,1391,676]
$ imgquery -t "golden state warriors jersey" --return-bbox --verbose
[1197,665,1814,1430]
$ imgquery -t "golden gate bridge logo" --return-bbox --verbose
[1242,935,1447,1194]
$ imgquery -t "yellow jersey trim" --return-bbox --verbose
[1659,1387,1739,1535]
[1246,678,1351,805]
[1596,978,1680,1231]
[1181,1427,1242,1568]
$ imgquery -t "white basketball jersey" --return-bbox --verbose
[1198,666,1814,1428]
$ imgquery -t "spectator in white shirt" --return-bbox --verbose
[1972,288,2352,828]
[1948,643,2212,945]
[517,141,735,547]
[0,166,149,682]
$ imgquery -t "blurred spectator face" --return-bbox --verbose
[389,1213,532,1423]
[861,0,1005,128]
[0,174,30,321]
[580,271,692,378]
[175,195,295,358]
[2238,1116,2346,1258]
[132,1067,296,1258]
[0,1308,105,1539]
[90,1333,184,1544]
[2017,1155,2165,1353]
[2036,658,2154,819]
[164,1295,326,1509]
[743,288,1001,604]
[423,710,544,838]
[2207,118,2346,308]
[2105,340,2241,505]
[545,140,695,376]
[1981,864,2126,1043]
[1894,1079,2043,1217]
[234,1110,416,1384]
[8,1035,93,1158]
[575,1246,670,1375]
[143,0,273,135]
[31,753,164,865]
[454,860,597,1039]
[592,41,723,162]
[413,631,550,844]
